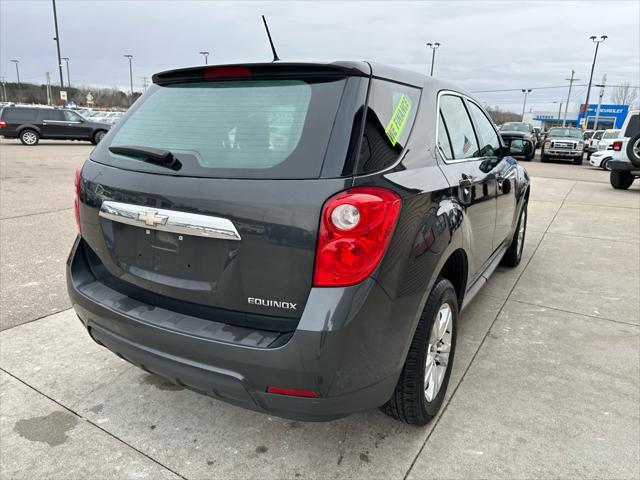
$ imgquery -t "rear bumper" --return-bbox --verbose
[609,160,640,175]
[67,237,410,421]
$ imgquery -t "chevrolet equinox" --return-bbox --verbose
[67,62,529,426]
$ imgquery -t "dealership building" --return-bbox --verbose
[523,104,629,130]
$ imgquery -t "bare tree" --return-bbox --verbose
[610,83,639,107]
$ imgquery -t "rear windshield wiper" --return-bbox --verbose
[109,145,182,171]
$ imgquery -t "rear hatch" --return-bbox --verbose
[78,63,370,331]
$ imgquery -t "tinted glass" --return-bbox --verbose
[624,114,640,138]
[439,95,479,160]
[437,113,454,159]
[593,131,604,140]
[1,108,39,122]
[468,101,501,157]
[101,78,347,179]
[40,110,64,121]
[355,79,420,174]
[501,122,529,132]
[548,128,582,139]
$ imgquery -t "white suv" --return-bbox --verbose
[609,110,640,189]
[589,129,621,170]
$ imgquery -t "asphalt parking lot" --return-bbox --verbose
[1,138,639,479]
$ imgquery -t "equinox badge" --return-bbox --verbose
[248,297,297,310]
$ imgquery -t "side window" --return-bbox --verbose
[467,101,501,157]
[624,114,639,138]
[437,113,454,159]
[39,110,64,121]
[63,111,82,122]
[439,94,480,160]
[356,79,420,174]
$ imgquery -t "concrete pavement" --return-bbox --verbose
[1,141,639,479]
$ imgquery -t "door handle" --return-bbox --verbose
[459,174,472,188]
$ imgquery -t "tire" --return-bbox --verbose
[540,152,549,163]
[610,170,634,190]
[19,129,39,146]
[501,202,527,267]
[602,158,611,171]
[574,155,583,165]
[627,132,640,168]
[92,130,107,145]
[382,278,458,426]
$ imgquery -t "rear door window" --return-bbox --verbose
[355,79,420,174]
[98,78,347,179]
[438,94,480,160]
[39,110,64,121]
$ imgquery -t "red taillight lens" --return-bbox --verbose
[313,187,401,287]
[266,386,317,398]
[204,66,251,79]
[74,168,82,234]
[0,120,7,128]
[612,140,623,151]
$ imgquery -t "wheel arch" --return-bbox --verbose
[17,124,41,135]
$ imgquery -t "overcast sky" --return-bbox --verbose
[1,0,638,112]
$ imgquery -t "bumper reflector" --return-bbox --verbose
[266,386,317,398]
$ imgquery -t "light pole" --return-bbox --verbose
[11,59,21,102]
[426,42,440,77]
[51,0,64,88]
[124,54,134,103]
[61,57,71,89]
[553,101,563,127]
[521,89,532,121]
[581,35,607,129]
[199,51,210,64]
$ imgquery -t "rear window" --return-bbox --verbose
[1,108,39,122]
[98,78,347,179]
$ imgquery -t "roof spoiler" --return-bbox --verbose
[152,62,370,85]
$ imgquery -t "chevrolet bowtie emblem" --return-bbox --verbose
[138,210,168,227]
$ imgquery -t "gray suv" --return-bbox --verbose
[67,62,529,425]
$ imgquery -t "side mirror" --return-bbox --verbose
[508,139,531,156]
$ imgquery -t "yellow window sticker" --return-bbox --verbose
[385,94,412,146]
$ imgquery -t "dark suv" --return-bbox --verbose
[66,62,529,426]
[0,106,111,145]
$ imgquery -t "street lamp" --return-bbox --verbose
[199,51,210,64]
[581,35,607,129]
[61,57,71,89]
[11,59,21,102]
[123,54,134,103]
[521,89,532,121]
[426,42,441,77]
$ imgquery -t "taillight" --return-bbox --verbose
[74,168,82,234]
[612,141,623,151]
[313,187,401,287]
[0,120,7,128]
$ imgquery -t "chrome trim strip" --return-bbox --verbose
[99,201,242,241]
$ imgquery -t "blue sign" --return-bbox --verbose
[576,103,629,129]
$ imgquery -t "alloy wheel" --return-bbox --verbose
[425,303,453,402]
[22,132,37,145]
